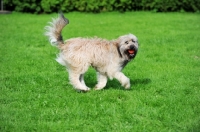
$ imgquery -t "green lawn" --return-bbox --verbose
[0,12,200,131]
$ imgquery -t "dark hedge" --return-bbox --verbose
[3,0,200,13]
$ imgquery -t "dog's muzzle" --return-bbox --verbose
[126,45,138,60]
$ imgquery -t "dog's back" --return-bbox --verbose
[57,37,117,67]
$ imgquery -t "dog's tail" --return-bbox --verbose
[45,12,69,46]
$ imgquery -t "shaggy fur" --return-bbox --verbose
[45,13,139,91]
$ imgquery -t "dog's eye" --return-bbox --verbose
[132,39,135,43]
[125,41,129,44]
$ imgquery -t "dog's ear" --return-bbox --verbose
[113,39,123,58]
[114,37,121,46]
[113,39,121,49]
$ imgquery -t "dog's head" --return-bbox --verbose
[117,34,139,61]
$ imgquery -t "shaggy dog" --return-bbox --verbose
[45,13,139,91]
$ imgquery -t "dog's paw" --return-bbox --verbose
[76,87,90,92]
[122,79,130,89]
[94,87,104,90]
[84,87,91,91]
[94,84,105,90]
[124,83,130,89]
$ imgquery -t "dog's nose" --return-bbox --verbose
[130,45,136,50]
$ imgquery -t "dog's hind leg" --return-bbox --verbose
[68,71,90,92]
[114,72,130,89]
[79,74,86,86]
[94,72,107,90]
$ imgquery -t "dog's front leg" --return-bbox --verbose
[114,72,130,89]
[95,72,107,90]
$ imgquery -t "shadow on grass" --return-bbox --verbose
[105,78,151,91]
[131,78,151,85]
[63,76,151,91]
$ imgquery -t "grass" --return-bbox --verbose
[0,11,200,131]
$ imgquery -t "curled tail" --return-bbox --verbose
[45,12,69,46]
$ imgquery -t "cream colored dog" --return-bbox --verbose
[45,13,139,91]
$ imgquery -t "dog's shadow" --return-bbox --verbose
[131,78,151,86]
[107,78,151,90]
[85,77,151,91]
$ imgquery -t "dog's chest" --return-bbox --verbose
[121,60,129,69]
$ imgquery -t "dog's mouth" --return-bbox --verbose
[126,46,137,59]
[128,49,135,55]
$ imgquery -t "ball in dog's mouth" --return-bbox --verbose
[128,49,135,54]
[127,49,137,59]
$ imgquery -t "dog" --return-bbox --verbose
[45,13,139,91]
